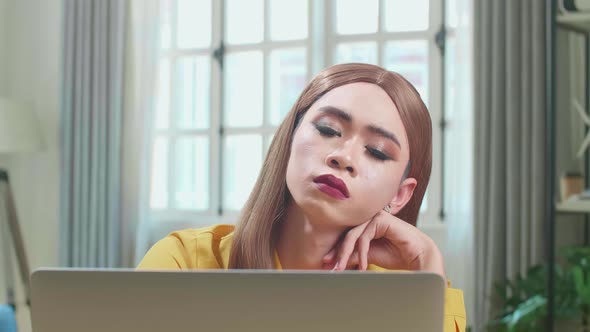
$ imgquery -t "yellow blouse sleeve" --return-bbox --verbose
[136,233,194,269]
[444,287,467,332]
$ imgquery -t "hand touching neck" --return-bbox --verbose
[276,202,347,270]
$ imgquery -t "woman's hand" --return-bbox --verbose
[322,210,446,280]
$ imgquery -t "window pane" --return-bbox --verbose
[269,48,307,126]
[384,0,429,32]
[224,51,263,127]
[226,0,264,45]
[160,0,172,49]
[223,135,263,211]
[384,40,429,105]
[446,0,459,29]
[175,56,210,129]
[150,137,168,209]
[334,42,378,65]
[270,0,308,41]
[445,37,457,119]
[174,137,209,210]
[335,0,378,35]
[155,60,170,129]
[177,0,211,49]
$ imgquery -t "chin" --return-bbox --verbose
[288,180,365,226]
[298,196,361,228]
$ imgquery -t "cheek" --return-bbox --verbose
[357,165,400,201]
[293,128,317,156]
[286,128,322,185]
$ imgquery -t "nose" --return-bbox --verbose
[326,142,358,175]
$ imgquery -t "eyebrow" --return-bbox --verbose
[317,106,402,149]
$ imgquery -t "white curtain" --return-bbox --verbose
[443,0,475,327]
[123,0,161,267]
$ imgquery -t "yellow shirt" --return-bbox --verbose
[138,224,467,332]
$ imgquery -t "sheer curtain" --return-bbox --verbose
[444,0,475,326]
[124,0,161,267]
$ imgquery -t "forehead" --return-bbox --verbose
[307,82,409,149]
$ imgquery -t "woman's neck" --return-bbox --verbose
[276,203,346,270]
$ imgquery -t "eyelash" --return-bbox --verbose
[366,147,391,161]
[314,123,341,137]
[313,123,392,161]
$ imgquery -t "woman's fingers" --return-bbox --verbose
[335,221,370,270]
[322,211,445,277]
[335,237,357,270]
[331,250,363,270]
[322,247,337,263]
[358,239,368,271]
[354,219,378,270]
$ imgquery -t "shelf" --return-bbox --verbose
[557,13,590,32]
[556,194,590,213]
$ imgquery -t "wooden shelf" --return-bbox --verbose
[557,13,590,32]
[556,194,590,213]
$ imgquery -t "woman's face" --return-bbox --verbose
[286,82,416,227]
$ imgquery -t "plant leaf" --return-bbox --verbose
[506,295,547,330]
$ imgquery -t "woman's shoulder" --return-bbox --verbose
[137,224,235,269]
[169,224,236,242]
[158,224,236,253]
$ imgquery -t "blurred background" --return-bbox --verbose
[2,0,588,331]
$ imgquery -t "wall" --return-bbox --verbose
[0,0,7,95]
[0,0,62,331]
[0,0,9,312]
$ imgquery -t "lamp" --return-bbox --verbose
[0,98,44,315]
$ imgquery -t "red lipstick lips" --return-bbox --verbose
[313,174,350,200]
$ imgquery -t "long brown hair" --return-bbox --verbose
[229,63,432,269]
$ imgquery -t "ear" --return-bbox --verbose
[388,177,417,215]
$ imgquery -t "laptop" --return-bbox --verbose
[30,268,445,332]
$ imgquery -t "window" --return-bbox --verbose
[149,0,443,229]
[328,0,443,225]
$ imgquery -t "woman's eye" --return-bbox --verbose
[366,146,391,161]
[313,123,341,137]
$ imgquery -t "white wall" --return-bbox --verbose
[0,0,9,311]
[0,0,62,331]
[0,0,7,95]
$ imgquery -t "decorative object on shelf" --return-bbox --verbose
[561,172,584,201]
[556,192,590,213]
[580,189,590,200]
[0,97,44,317]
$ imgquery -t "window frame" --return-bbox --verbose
[148,0,445,239]
[149,0,224,223]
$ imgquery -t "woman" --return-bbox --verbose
[138,63,466,331]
